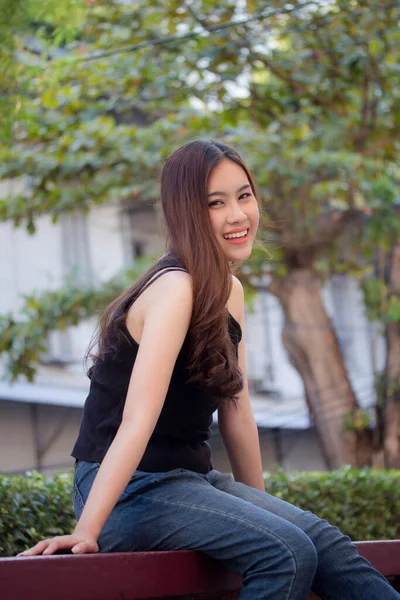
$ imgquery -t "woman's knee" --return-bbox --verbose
[252,526,318,581]
[289,530,318,578]
[298,512,354,562]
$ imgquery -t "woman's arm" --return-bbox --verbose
[218,277,265,492]
[19,271,193,556]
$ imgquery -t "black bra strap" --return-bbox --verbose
[138,267,188,297]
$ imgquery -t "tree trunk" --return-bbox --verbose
[269,268,359,468]
[384,243,400,468]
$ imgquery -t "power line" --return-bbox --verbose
[35,0,399,66]
[72,2,317,63]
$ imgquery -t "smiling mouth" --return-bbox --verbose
[223,229,249,242]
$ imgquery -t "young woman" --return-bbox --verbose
[19,140,399,600]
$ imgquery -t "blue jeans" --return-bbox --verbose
[74,460,399,600]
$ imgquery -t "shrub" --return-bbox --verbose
[0,467,399,556]
[0,471,74,557]
[263,466,400,541]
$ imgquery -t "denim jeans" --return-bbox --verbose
[74,460,399,600]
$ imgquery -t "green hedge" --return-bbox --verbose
[0,471,75,557]
[1,467,399,557]
[263,467,400,542]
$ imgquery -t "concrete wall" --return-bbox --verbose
[210,427,326,473]
[0,400,81,474]
[0,399,325,475]
[0,217,63,315]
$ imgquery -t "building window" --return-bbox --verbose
[121,202,164,264]
[132,240,145,260]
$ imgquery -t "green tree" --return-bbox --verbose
[1,0,399,467]
[362,217,400,469]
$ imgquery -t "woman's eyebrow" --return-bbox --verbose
[207,183,251,198]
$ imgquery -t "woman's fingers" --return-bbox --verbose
[17,539,51,556]
[42,538,65,555]
[41,535,90,555]
[17,535,99,557]
[71,541,98,554]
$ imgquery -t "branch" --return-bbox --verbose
[247,81,284,126]
[0,260,153,382]
[311,25,340,72]
[246,48,343,115]
[355,71,372,150]
[361,134,400,157]
[281,209,367,252]
[309,209,366,247]
[182,0,210,28]
[72,2,317,63]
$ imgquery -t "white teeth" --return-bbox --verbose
[224,230,248,239]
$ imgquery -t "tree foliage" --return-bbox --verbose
[0,258,153,381]
[1,0,400,388]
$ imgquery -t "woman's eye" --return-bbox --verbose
[208,193,251,207]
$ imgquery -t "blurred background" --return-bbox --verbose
[1,0,399,475]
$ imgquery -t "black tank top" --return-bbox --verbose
[71,268,242,473]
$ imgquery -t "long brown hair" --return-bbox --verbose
[87,139,257,402]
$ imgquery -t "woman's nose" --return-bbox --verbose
[227,204,247,223]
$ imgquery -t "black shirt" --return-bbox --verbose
[71,269,242,473]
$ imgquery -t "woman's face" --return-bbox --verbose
[207,159,259,263]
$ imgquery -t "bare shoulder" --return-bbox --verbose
[143,270,193,317]
[229,275,245,324]
[231,274,244,297]
[126,270,192,343]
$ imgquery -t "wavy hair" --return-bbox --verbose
[87,140,257,402]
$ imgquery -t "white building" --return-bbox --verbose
[0,182,384,474]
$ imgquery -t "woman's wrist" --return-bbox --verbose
[73,522,99,540]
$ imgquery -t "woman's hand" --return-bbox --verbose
[17,533,99,557]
